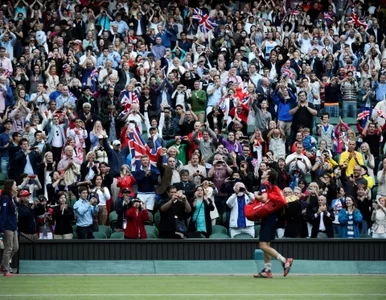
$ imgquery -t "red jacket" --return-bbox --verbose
[124,207,150,239]
[229,104,249,124]
[117,175,136,197]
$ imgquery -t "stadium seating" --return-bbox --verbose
[153,212,161,228]
[98,225,113,238]
[93,232,107,239]
[233,233,254,239]
[209,233,231,239]
[145,225,159,238]
[212,225,228,235]
[110,232,125,239]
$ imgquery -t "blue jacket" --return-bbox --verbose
[273,89,296,122]
[338,208,363,238]
[133,169,158,193]
[0,194,17,232]
[0,132,11,157]
[17,203,45,234]
[102,138,130,178]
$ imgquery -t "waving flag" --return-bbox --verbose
[3,70,11,78]
[128,127,160,173]
[282,68,295,80]
[89,68,99,81]
[288,8,301,16]
[375,108,386,119]
[192,8,218,33]
[68,90,77,100]
[348,13,368,29]
[323,12,333,21]
[357,110,370,120]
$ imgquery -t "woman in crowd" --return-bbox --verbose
[0,180,19,276]
[124,198,150,239]
[91,174,111,226]
[338,196,363,238]
[188,186,215,237]
[371,198,386,238]
[52,192,75,239]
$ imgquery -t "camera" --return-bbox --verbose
[88,193,99,206]
[239,187,245,193]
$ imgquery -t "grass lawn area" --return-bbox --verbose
[0,275,385,300]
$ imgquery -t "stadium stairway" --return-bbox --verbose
[18,259,386,275]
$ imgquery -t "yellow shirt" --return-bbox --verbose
[363,174,374,189]
[339,151,364,176]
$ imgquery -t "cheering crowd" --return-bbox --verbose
[1,0,386,275]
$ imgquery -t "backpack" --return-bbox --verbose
[244,184,287,221]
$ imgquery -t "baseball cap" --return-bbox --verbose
[240,46,246,51]
[122,188,131,194]
[19,190,31,197]
[112,140,121,146]
[220,48,227,52]
[98,135,104,139]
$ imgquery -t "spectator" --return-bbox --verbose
[226,182,255,238]
[124,198,150,239]
[91,174,111,226]
[18,190,44,241]
[133,155,158,212]
[159,185,191,239]
[52,192,75,239]
[0,180,19,276]
[307,195,334,238]
[188,186,215,237]
[73,187,99,240]
[371,198,386,239]
[338,196,363,238]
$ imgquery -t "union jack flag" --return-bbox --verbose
[357,110,370,120]
[241,95,250,105]
[192,8,218,33]
[89,68,99,81]
[69,90,77,100]
[219,96,228,114]
[375,108,386,119]
[288,9,301,16]
[282,67,295,80]
[128,127,161,173]
[348,13,368,29]
[121,91,139,106]
[323,12,333,21]
[119,92,139,117]
[3,70,11,78]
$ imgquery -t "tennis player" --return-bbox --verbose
[253,169,293,278]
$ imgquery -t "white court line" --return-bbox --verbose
[1,294,386,297]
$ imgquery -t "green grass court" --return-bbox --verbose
[0,275,385,300]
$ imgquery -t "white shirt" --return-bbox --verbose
[24,154,34,175]
[52,125,63,147]
[136,19,143,36]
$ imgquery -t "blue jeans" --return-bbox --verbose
[342,101,357,118]
[1,157,9,176]
[324,105,340,118]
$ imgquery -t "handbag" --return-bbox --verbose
[172,205,187,234]
[175,218,188,234]
[245,185,287,221]
[188,200,203,232]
